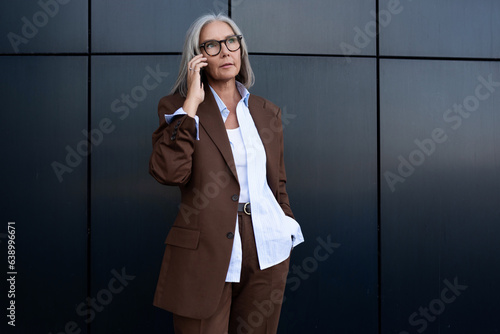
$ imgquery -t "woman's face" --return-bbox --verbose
[199,21,242,85]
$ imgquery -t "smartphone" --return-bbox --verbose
[199,68,205,87]
[191,52,206,87]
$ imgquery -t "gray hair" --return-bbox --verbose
[171,13,255,97]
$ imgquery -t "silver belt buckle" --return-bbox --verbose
[243,202,251,216]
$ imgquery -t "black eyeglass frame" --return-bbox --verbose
[199,35,243,56]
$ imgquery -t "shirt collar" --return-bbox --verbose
[209,81,250,122]
[235,81,250,107]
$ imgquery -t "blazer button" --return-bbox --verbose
[170,135,176,140]
[226,232,234,239]
[231,194,239,202]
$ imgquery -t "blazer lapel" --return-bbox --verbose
[197,87,239,181]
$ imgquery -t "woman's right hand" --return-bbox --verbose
[183,54,208,117]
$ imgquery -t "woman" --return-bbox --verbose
[149,13,304,334]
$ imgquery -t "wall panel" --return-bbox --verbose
[380,59,500,334]
[233,0,377,56]
[379,0,500,58]
[91,0,227,53]
[0,1,88,53]
[90,55,181,333]
[250,55,378,333]
[0,56,88,333]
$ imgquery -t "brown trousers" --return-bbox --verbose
[173,212,291,334]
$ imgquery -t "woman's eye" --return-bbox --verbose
[206,42,217,49]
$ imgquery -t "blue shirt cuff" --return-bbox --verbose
[164,108,200,140]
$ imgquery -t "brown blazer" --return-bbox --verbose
[149,85,294,319]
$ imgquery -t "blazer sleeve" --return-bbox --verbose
[276,108,295,220]
[149,95,197,186]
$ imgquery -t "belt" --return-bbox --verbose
[237,202,251,215]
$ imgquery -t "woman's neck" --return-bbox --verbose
[208,78,240,104]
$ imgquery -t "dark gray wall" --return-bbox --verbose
[1,1,499,333]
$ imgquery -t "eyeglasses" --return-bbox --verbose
[199,35,242,56]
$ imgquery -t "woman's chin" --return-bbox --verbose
[209,74,237,85]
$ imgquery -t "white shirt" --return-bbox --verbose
[211,83,304,282]
[226,127,250,203]
[165,82,304,282]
